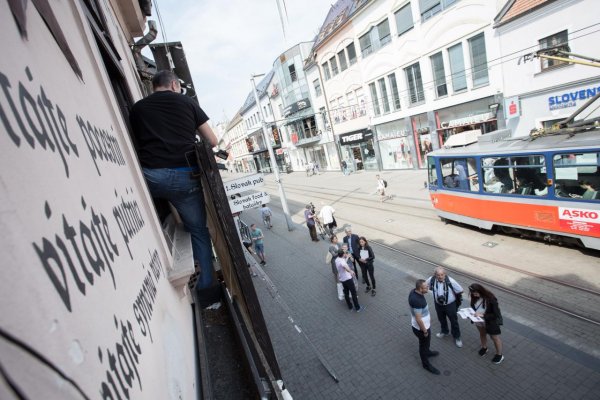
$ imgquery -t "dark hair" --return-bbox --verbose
[358,236,368,246]
[337,248,345,257]
[330,235,337,243]
[152,70,179,89]
[468,283,496,307]
[415,279,425,290]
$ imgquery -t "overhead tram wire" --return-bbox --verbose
[153,0,173,69]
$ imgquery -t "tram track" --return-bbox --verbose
[262,182,600,326]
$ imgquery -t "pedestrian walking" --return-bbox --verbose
[341,159,348,175]
[250,224,266,265]
[304,204,319,242]
[260,204,273,228]
[469,283,505,364]
[357,237,376,296]
[376,174,390,202]
[318,203,337,235]
[130,70,218,291]
[342,227,360,281]
[336,249,364,312]
[425,267,464,347]
[409,279,440,375]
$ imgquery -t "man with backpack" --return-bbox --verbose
[425,267,464,348]
[376,175,390,202]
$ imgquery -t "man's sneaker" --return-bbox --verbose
[492,354,504,364]
[455,339,463,348]
[478,347,488,357]
[356,305,366,313]
[423,365,440,375]
[435,332,450,338]
[371,289,376,297]
[260,261,266,265]
[365,286,371,293]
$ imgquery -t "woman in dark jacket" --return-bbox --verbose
[469,283,504,364]
[357,237,376,296]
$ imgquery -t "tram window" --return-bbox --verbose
[440,157,477,191]
[482,157,512,193]
[428,156,438,186]
[482,156,546,195]
[553,152,600,200]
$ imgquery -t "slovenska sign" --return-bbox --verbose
[223,173,265,196]
[229,191,271,213]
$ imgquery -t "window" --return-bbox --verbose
[378,78,390,113]
[330,56,339,76]
[405,62,425,104]
[359,32,372,58]
[395,3,413,36]
[481,156,547,195]
[347,42,357,65]
[369,82,381,116]
[288,64,297,82]
[313,79,322,97]
[448,43,467,92]
[430,52,447,97]
[539,30,569,70]
[377,19,391,47]
[338,49,348,72]
[428,156,438,185]
[441,158,477,191]
[420,0,459,22]
[322,62,331,80]
[359,19,391,58]
[469,33,489,87]
[553,152,599,200]
[388,73,401,110]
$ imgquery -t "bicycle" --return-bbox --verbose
[309,202,329,240]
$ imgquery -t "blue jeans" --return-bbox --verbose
[143,168,213,289]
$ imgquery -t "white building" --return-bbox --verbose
[314,0,507,170]
[494,0,600,136]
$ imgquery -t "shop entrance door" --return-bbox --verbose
[352,146,363,170]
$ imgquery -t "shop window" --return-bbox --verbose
[469,33,489,87]
[539,30,569,71]
[369,82,381,116]
[378,78,390,113]
[395,3,413,36]
[330,56,339,76]
[441,158,477,191]
[405,62,425,104]
[448,42,467,92]
[313,79,322,97]
[322,62,331,80]
[388,73,401,110]
[347,42,357,65]
[553,152,599,200]
[430,51,447,97]
[338,49,348,72]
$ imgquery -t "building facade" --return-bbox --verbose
[494,0,600,136]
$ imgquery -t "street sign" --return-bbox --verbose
[229,191,271,213]
[223,173,265,196]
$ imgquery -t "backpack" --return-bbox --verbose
[383,180,388,188]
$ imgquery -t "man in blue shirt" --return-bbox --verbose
[409,279,440,375]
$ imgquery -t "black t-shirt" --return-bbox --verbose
[130,91,209,168]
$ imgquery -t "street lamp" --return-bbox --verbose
[251,73,293,231]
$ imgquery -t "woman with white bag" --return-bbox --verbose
[336,249,364,312]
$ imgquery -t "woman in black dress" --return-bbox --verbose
[469,283,504,364]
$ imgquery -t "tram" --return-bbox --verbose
[427,101,600,250]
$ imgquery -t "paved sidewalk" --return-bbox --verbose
[224,170,600,399]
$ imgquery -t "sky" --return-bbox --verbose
[151,0,334,125]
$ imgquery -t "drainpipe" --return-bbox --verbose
[132,20,158,73]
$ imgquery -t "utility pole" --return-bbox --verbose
[251,74,293,231]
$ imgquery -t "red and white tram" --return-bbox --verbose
[427,128,600,250]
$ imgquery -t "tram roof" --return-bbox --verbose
[429,129,600,157]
